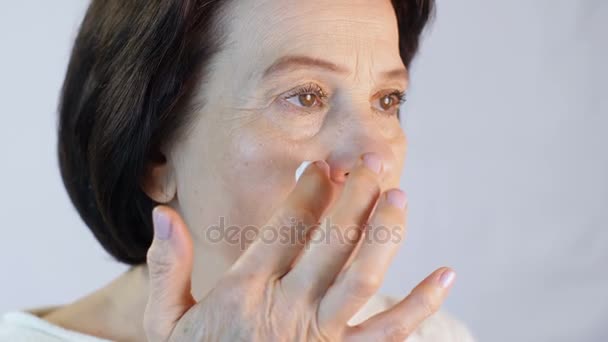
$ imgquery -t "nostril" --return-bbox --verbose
[329,169,349,183]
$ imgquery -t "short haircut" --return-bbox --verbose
[58,0,435,265]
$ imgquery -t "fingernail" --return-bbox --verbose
[438,269,456,289]
[295,160,313,182]
[153,207,172,240]
[386,189,408,209]
[362,153,382,174]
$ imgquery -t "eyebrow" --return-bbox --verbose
[262,54,409,83]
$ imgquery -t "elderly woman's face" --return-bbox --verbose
[167,0,408,258]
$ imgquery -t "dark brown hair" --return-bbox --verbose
[58,0,435,265]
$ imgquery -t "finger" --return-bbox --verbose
[344,267,456,342]
[281,152,383,300]
[143,205,196,342]
[231,160,334,279]
[318,188,408,330]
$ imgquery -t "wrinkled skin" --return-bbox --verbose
[144,156,454,341]
[142,0,455,341]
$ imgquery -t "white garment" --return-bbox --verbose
[0,294,475,341]
[0,311,111,342]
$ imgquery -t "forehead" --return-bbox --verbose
[218,0,402,76]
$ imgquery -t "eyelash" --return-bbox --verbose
[283,83,329,108]
[283,83,406,116]
[385,90,407,108]
[383,90,407,118]
[392,90,407,105]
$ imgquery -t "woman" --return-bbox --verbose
[0,0,475,340]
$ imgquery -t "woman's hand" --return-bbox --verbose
[143,153,456,341]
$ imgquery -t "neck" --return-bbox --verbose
[42,265,148,341]
[42,242,235,342]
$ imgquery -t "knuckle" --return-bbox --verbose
[344,273,381,298]
[278,206,318,229]
[146,246,172,278]
[294,206,319,226]
[309,314,335,342]
[414,292,440,317]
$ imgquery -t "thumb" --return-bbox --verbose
[144,205,196,341]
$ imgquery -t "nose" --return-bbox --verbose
[324,122,400,185]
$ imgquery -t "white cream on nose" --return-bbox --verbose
[294,160,313,182]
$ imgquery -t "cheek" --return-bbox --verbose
[211,124,304,227]
[175,101,322,234]
[386,129,408,188]
[395,128,407,162]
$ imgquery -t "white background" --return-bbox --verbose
[1,1,606,341]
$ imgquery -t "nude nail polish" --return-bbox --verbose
[439,269,456,289]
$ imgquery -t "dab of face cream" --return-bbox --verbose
[295,160,313,182]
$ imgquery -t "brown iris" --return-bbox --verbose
[380,94,396,111]
[298,94,317,108]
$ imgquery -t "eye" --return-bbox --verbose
[283,83,328,110]
[290,93,319,108]
[374,90,407,116]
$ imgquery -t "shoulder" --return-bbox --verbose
[0,310,111,342]
[349,294,476,342]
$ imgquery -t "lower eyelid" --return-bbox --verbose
[372,105,400,117]
[278,98,322,115]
